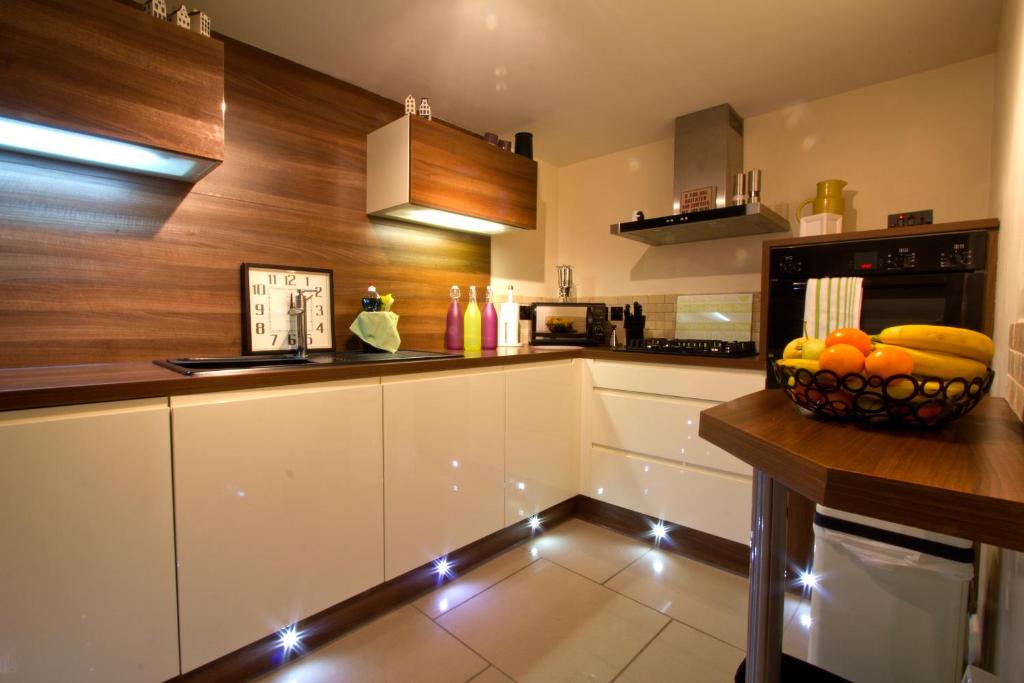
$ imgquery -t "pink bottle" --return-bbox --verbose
[445,285,463,350]
[482,286,498,350]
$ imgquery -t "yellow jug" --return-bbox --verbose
[796,179,847,218]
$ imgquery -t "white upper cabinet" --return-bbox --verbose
[504,360,581,525]
[171,379,385,672]
[0,399,179,683]
[382,368,506,579]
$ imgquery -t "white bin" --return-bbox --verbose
[809,505,974,683]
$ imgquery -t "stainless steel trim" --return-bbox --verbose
[745,469,787,683]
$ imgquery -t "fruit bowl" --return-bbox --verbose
[772,361,993,427]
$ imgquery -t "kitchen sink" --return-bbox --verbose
[155,350,460,375]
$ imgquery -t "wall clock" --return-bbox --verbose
[241,263,335,354]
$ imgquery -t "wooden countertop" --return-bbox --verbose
[699,390,1024,551]
[0,347,764,412]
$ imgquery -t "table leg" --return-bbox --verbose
[745,470,789,683]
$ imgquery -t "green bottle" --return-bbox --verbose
[463,285,482,351]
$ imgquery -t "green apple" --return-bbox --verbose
[783,337,805,359]
[801,338,826,360]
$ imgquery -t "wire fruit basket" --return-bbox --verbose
[772,361,994,427]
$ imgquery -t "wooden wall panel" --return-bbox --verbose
[0,36,490,368]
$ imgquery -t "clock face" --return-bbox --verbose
[241,264,335,354]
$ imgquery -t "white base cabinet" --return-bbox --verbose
[171,379,384,672]
[0,355,766,678]
[383,368,506,579]
[504,360,580,525]
[0,399,179,683]
[583,360,764,546]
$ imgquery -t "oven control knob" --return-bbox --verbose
[777,257,802,275]
[950,249,972,266]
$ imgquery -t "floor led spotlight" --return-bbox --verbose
[278,626,301,653]
[528,515,542,531]
[434,556,454,579]
[797,569,820,590]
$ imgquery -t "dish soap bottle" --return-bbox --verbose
[362,283,381,312]
[482,286,498,350]
[498,284,519,346]
[464,285,482,351]
[445,285,463,350]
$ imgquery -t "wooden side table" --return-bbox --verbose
[700,391,1024,683]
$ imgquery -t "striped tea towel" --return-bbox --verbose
[803,277,864,339]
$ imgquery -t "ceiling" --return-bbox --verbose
[197,0,1002,166]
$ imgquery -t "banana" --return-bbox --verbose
[776,358,820,372]
[873,343,987,380]
[876,325,994,364]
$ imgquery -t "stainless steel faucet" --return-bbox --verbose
[288,288,319,359]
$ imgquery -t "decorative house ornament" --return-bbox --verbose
[189,9,211,37]
[404,95,417,116]
[418,98,432,120]
[143,0,167,20]
[170,4,190,29]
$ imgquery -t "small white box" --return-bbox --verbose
[798,212,842,237]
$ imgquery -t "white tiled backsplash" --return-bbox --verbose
[1008,320,1024,422]
[518,293,761,343]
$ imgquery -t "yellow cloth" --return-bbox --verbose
[350,311,401,353]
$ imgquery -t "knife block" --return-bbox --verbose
[624,316,646,345]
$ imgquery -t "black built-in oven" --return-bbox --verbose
[765,229,991,385]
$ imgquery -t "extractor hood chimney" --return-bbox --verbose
[610,103,789,246]
[674,103,744,211]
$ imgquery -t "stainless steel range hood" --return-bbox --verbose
[611,104,789,245]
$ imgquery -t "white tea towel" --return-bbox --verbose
[803,277,864,339]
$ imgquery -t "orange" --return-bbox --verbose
[825,328,873,356]
[819,343,865,376]
[864,346,914,379]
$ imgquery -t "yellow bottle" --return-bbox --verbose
[463,285,482,351]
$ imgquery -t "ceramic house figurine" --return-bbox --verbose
[418,98,432,120]
[170,4,190,29]
[404,95,417,116]
[188,9,211,37]
[143,0,167,20]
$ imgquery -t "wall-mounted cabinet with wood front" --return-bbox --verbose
[367,115,538,234]
[0,0,224,181]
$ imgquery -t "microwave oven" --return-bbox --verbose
[530,302,608,346]
[763,227,994,385]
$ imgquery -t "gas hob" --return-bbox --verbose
[615,338,757,357]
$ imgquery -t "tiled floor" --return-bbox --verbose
[254,519,810,682]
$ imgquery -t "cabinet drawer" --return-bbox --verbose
[590,389,751,476]
[585,446,751,546]
[589,360,763,402]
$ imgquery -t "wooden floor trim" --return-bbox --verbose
[574,495,750,576]
[168,495,750,682]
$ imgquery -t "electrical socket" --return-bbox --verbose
[888,210,933,228]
